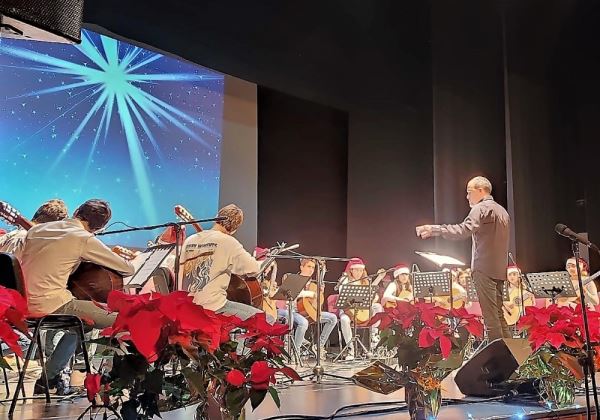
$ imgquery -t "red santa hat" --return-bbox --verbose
[345,257,365,272]
[507,265,520,275]
[393,264,410,278]
[253,246,269,261]
[157,225,186,245]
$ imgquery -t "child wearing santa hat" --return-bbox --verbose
[555,257,598,310]
[381,264,413,307]
[337,257,383,361]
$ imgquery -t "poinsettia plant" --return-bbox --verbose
[84,291,300,420]
[517,304,600,383]
[0,285,29,366]
[370,301,484,382]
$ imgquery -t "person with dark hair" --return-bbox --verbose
[20,198,134,395]
[0,198,68,259]
[180,204,265,321]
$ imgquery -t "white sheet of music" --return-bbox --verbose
[124,245,175,287]
[415,251,465,267]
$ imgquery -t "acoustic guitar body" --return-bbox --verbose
[227,274,263,308]
[297,282,324,322]
[68,262,124,303]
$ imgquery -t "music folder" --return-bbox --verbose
[124,244,175,289]
[271,273,311,301]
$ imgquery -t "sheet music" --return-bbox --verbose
[415,251,466,267]
[124,244,175,287]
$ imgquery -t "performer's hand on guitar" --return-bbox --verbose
[416,225,434,239]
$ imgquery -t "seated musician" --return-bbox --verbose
[554,257,599,310]
[20,199,135,395]
[0,199,68,259]
[431,268,469,309]
[276,258,338,360]
[381,264,413,307]
[181,204,265,320]
[337,257,383,361]
[503,265,534,328]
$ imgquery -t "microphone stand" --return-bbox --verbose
[570,241,600,420]
[273,253,352,383]
[96,216,226,287]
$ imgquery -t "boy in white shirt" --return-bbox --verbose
[180,204,264,320]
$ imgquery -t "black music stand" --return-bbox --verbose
[465,275,479,302]
[333,284,377,362]
[412,271,451,303]
[526,271,576,303]
[123,244,176,290]
[271,273,311,366]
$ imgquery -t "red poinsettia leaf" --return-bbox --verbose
[418,327,436,348]
[84,373,101,402]
[225,369,246,387]
[464,318,484,338]
[0,321,22,357]
[128,309,165,362]
[278,366,302,382]
[250,361,276,390]
[3,307,28,335]
[546,332,567,349]
[439,335,452,359]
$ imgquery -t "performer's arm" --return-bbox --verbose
[417,207,482,240]
[230,242,261,276]
[81,236,135,275]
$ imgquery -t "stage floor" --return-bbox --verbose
[0,357,597,419]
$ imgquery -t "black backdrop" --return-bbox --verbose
[83,0,600,275]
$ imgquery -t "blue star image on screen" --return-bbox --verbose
[0,29,225,246]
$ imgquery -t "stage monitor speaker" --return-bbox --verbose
[455,338,532,397]
[0,0,83,44]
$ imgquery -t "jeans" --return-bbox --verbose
[473,270,510,340]
[278,309,338,349]
[45,299,117,379]
[339,303,383,349]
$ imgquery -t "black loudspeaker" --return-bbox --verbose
[455,338,532,397]
[0,0,83,44]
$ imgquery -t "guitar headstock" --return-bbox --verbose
[112,245,139,260]
[174,205,194,222]
[0,201,33,230]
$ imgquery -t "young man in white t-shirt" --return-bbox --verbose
[180,204,264,320]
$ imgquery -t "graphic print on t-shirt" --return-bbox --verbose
[182,250,214,293]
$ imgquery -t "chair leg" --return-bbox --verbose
[14,357,24,398]
[35,327,51,404]
[76,320,92,375]
[2,367,9,398]
[10,322,41,418]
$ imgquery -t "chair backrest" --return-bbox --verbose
[0,252,27,296]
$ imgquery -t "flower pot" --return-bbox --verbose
[405,380,442,420]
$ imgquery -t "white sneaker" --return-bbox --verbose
[344,353,355,361]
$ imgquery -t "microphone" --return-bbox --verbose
[554,223,600,253]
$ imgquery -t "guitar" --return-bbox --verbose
[432,284,469,310]
[503,286,535,325]
[297,281,325,322]
[556,270,600,308]
[0,200,123,303]
[174,204,203,233]
[112,245,139,260]
[383,289,413,309]
[261,280,279,320]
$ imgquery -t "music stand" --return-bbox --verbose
[465,275,479,302]
[526,271,576,303]
[271,273,311,366]
[333,284,377,362]
[412,271,451,303]
[123,244,176,290]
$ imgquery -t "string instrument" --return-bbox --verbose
[341,279,372,325]
[503,286,535,325]
[383,288,413,309]
[261,279,278,320]
[112,245,139,260]
[556,270,600,308]
[174,204,203,233]
[297,281,325,322]
[0,201,124,303]
[432,284,468,310]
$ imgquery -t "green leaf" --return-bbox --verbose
[226,387,248,415]
[250,389,268,410]
[0,356,12,370]
[435,351,464,370]
[182,367,206,397]
[143,369,164,394]
[268,386,280,408]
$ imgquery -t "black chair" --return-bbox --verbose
[0,253,92,418]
